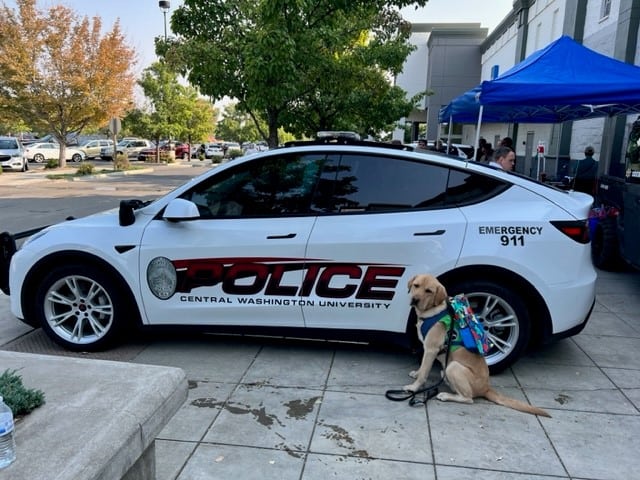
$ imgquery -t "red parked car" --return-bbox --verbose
[137,142,191,161]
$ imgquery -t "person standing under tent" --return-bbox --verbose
[573,146,598,195]
[489,146,515,171]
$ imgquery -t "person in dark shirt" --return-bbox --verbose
[573,146,598,195]
[500,137,514,149]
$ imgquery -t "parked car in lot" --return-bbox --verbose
[77,139,114,159]
[24,142,86,163]
[0,136,28,172]
[100,139,153,160]
[2,134,596,373]
[203,143,224,159]
[138,142,191,161]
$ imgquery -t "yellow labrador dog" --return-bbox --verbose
[405,274,550,417]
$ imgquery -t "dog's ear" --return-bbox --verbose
[434,282,448,305]
[407,275,417,293]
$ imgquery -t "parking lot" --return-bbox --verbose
[0,267,638,480]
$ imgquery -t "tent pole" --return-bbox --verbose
[471,105,484,166]
[556,123,562,179]
[447,115,453,155]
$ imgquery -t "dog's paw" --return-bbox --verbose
[436,392,450,402]
[408,370,418,379]
[404,382,421,392]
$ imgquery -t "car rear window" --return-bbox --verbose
[444,168,510,206]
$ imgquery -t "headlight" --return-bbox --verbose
[147,256,177,299]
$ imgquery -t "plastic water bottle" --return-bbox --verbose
[0,396,16,469]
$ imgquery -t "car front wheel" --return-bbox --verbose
[445,279,530,374]
[71,153,83,163]
[33,153,45,163]
[34,264,128,351]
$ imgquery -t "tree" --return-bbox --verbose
[215,104,265,145]
[127,61,217,152]
[166,0,428,147]
[0,0,136,167]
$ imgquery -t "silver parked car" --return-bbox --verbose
[77,139,114,159]
[0,136,28,172]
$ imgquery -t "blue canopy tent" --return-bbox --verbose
[439,35,640,153]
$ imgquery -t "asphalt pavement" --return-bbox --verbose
[1,164,639,479]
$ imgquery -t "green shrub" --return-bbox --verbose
[0,369,45,417]
[76,162,95,175]
[113,153,130,170]
[44,159,58,169]
[228,148,243,159]
[159,151,174,163]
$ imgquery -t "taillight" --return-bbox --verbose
[551,220,590,244]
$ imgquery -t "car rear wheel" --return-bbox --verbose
[34,264,127,351]
[445,279,530,374]
[33,153,45,163]
[71,153,83,163]
[591,216,622,270]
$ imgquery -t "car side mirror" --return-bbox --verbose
[163,198,201,222]
[119,199,146,226]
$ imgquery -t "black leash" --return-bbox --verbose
[385,299,457,406]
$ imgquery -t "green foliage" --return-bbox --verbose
[0,369,45,417]
[215,104,264,144]
[227,148,243,159]
[127,62,217,144]
[76,162,95,175]
[44,158,59,169]
[167,0,428,147]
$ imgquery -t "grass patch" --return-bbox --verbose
[45,164,147,180]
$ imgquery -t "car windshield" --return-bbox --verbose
[0,139,19,149]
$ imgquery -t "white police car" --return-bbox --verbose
[2,136,596,372]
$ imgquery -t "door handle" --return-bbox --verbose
[413,230,445,236]
[267,233,297,239]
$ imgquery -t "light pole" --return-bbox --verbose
[159,1,170,41]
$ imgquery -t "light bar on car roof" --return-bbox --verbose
[316,131,361,141]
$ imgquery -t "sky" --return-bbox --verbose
[10,0,513,74]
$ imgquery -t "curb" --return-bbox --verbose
[0,161,214,187]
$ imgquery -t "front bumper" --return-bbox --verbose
[1,226,50,295]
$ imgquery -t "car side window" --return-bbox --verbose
[180,153,324,218]
[310,154,449,213]
[445,169,510,206]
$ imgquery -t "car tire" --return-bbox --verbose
[21,160,28,172]
[445,278,531,374]
[33,153,45,163]
[71,153,83,163]
[591,216,622,270]
[34,264,128,351]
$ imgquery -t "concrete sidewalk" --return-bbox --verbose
[1,268,640,479]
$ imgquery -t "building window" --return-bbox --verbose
[601,0,611,19]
